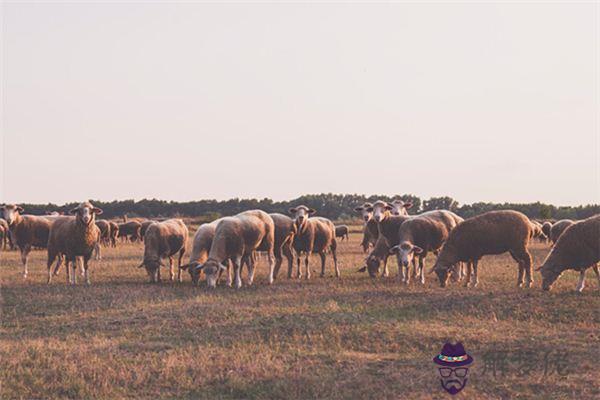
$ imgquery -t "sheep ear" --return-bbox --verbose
[93,207,103,215]
[365,207,373,212]
[413,246,423,254]
[357,266,367,273]
[403,202,413,210]
[354,206,364,212]
[69,207,79,215]
[308,208,316,215]
[17,206,24,213]
[389,245,400,254]
[384,204,393,211]
[288,208,297,214]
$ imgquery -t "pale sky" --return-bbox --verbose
[1,2,598,206]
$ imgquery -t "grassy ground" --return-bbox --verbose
[0,228,598,399]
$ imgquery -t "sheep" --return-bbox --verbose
[109,221,119,247]
[541,221,553,242]
[179,218,227,286]
[430,210,533,288]
[140,220,155,241]
[529,220,547,243]
[190,210,275,289]
[354,202,378,253]
[269,213,296,280]
[335,225,349,241]
[538,215,600,292]
[118,221,142,242]
[94,220,111,260]
[550,219,574,244]
[1,204,52,278]
[46,201,103,285]
[389,210,463,285]
[389,198,413,216]
[357,236,390,278]
[289,206,339,279]
[0,218,9,250]
[137,219,188,283]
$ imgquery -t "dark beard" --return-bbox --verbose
[441,378,467,395]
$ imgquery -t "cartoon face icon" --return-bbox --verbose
[433,342,474,395]
[438,366,470,395]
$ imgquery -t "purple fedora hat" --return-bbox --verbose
[433,342,474,367]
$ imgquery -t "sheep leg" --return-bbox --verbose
[65,259,71,284]
[283,244,294,279]
[332,243,340,278]
[512,248,533,288]
[46,250,57,284]
[472,260,479,287]
[267,251,275,285]
[20,245,31,279]
[83,256,91,285]
[70,258,77,285]
[233,256,243,289]
[296,254,302,279]
[225,260,233,287]
[272,245,283,280]
[319,252,327,278]
[169,257,175,281]
[576,270,586,292]
[177,250,184,283]
[463,262,472,288]
[94,242,101,261]
[412,258,419,280]
[304,254,311,280]
[247,254,256,286]
[418,256,425,284]
[382,254,389,278]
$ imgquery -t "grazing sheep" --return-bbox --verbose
[140,220,155,241]
[357,236,391,278]
[354,203,378,253]
[46,201,103,285]
[389,210,463,285]
[289,206,339,279]
[94,220,111,260]
[118,221,142,242]
[538,215,600,292]
[180,218,228,286]
[430,210,533,288]
[1,204,52,278]
[109,221,119,247]
[270,213,296,280]
[335,225,349,241]
[550,219,574,244]
[191,210,275,289]
[541,221,553,242]
[137,219,188,283]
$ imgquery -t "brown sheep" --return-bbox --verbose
[191,210,275,289]
[0,219,8,250]
[140,220,155,241]
[550,219,574,244]
[335,225,349,241]
[1,204,52,278]
[94,220,111,260]
[289,206,339,279]
[431,210,533,288]
[118,221,142,242]
[538,215,600,292]
[46,201,103,285]
[389,210,463,285]
[109,221,119,247]
[270,213,296,280]
[529,220,547,243]
[357,236,390,278]
[137,219,188,283]
[354,202,378,253]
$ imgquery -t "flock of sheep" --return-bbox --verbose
[0,200,598,292]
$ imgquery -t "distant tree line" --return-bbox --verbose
[12,194,599,222]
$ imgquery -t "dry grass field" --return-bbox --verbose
[0,227,598,399]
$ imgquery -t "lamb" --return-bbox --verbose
[1,204,52,278]
[137,219,188,283]
[550,219,574,244]
[389,210,463,285]
[538,215,600,292]
[189,210,275,289]
[109,221,119,247]
[335,225,349,241]
[118,221,142,242]
[179,218,227,286]
[354,202,378,253]
[269,213,296,279]
[46,201,103,285]
[289,206,339,279]
[430,210,533,288]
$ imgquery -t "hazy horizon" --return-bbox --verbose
[2,2,598,206]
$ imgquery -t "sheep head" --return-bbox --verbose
[390,242,423,268]
[372,201,392,223]
[193,259,227,289]
[354,202,374,223]
[389,199,413,216]
[1,204,24,226]
[288,205,316,232]
[70,201,103,225]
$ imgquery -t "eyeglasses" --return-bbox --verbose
[439,368,468,378]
